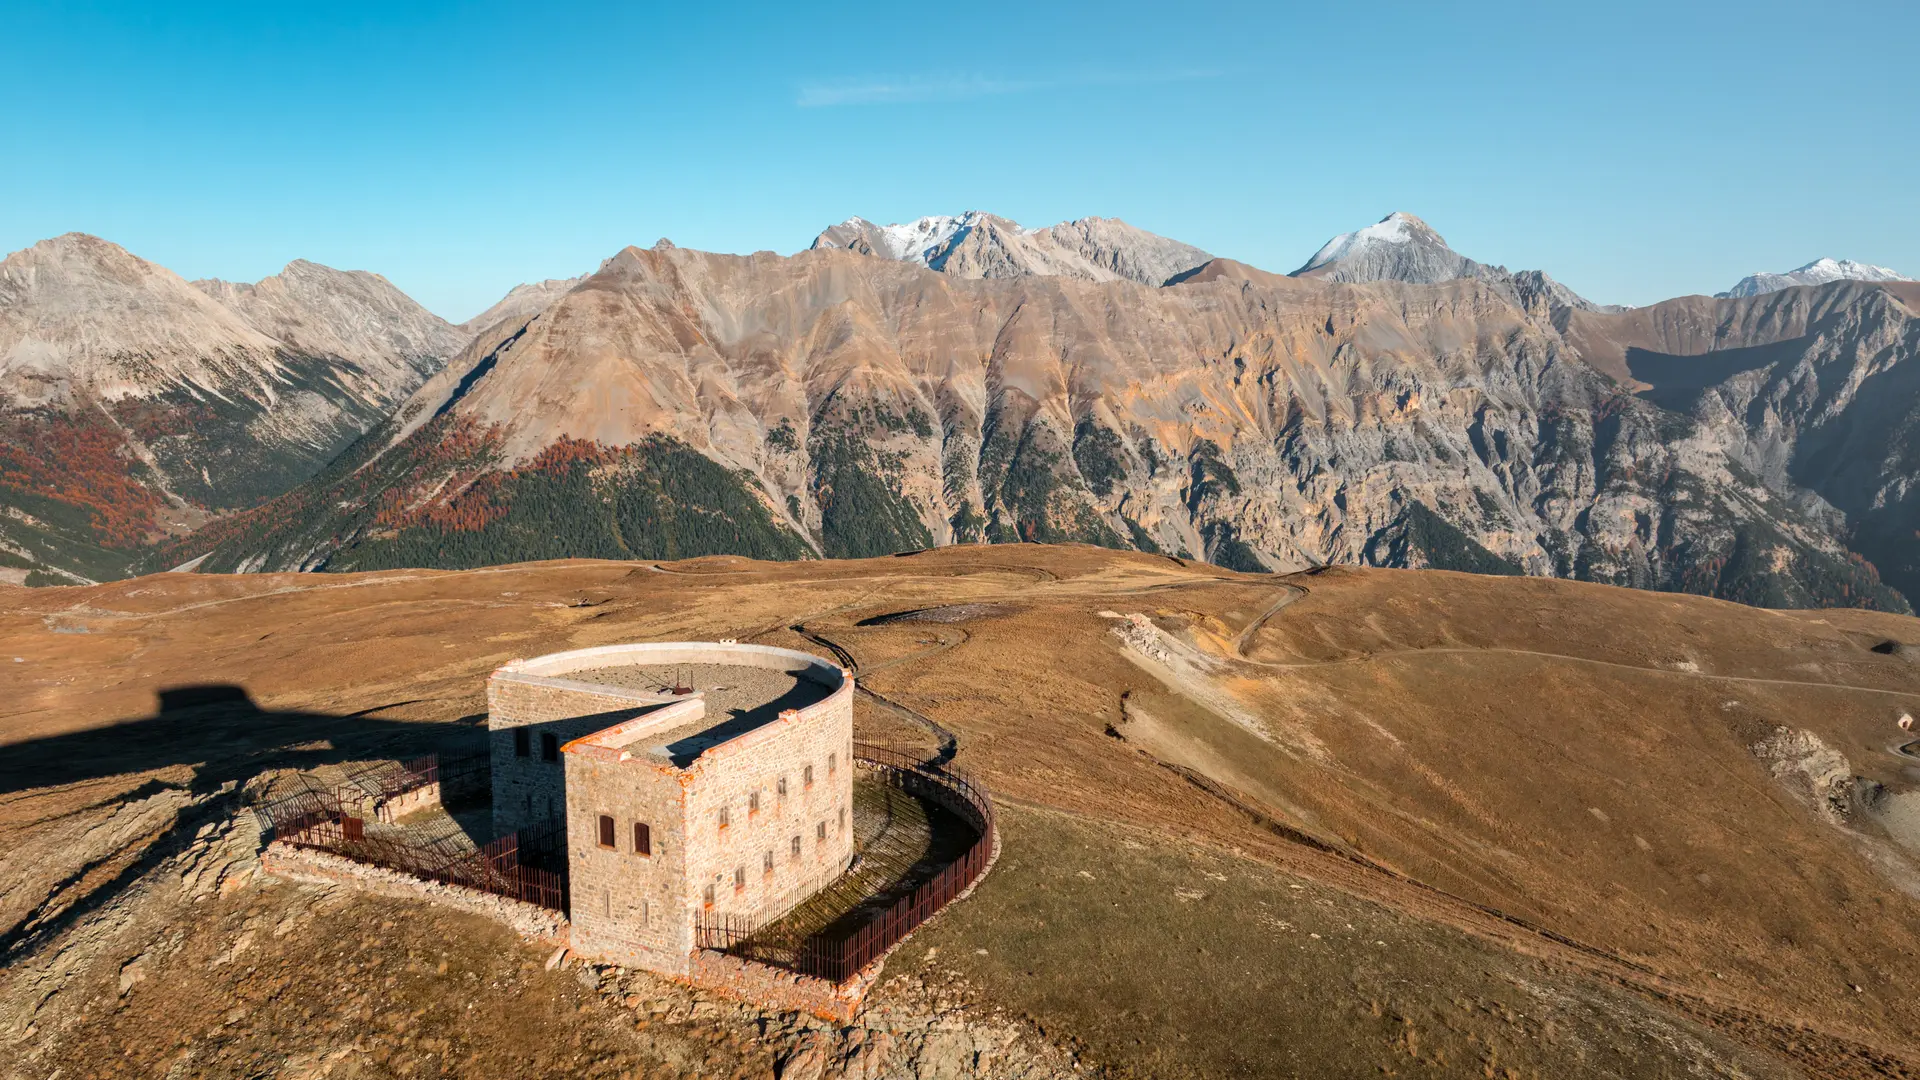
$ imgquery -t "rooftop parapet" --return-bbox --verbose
[493,642,851,771]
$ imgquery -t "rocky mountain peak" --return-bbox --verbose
[1293,212,1617,314]
[1291,211,1486,284]
[1718,257,1912,298]
[459,276,587,337]
[192,259,461,374]
[0,233,279,406]
[808,211,1210,286]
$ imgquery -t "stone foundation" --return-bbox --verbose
[685,948,876,1023]
[260,842,568,942]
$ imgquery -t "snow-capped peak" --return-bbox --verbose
[1718,257,1913,298]
[1299,212,1437,273]
[875,213,973,264]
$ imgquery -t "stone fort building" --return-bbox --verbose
[488,641,854,976]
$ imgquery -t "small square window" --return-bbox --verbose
[733,866,745,890]
[763,851,774,874]
[816,821,826,842]
[513,728,530,757]
[597,815,615,849]
[790,835,801,858]
[540,732,558,762]
[633,822,651,856]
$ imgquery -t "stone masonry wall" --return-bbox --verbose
[487,675,667,836]
[682,695,854,930]
[565,753,693,974]
[491,642,854,981]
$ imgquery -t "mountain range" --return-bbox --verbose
[2,216,1914,615]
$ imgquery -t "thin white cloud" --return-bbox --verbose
[797,68,1220,108]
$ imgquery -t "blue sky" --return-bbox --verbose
[5,0,1915,320]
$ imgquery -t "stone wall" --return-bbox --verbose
[490,641,855,980]
[487,673,673,836]
[685,948,873,1023]
[565,752,693,973]
[681,697,854,929]
[261,842,568,942]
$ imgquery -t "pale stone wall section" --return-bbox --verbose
[681,701,854,929]
[487,674,677,835]
[488,641,854,979]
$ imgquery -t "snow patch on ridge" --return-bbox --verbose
[876,214,970,264]
[1301,212,1424,273]
[1719,258,1912,298]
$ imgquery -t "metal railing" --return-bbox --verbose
[695,742,995,984]
[255,758,568,912]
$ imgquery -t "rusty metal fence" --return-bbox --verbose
[695,742,995,984]
[255,759,568,912]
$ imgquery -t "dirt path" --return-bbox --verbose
[786,622,962,767]
[1232,582,1307,659]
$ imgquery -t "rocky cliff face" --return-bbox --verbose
[1584,281,1920,602]
[176,243,1906,612]
[0,235,457,582]
[810,212,1211,286]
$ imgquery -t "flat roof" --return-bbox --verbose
[569,663,833,768]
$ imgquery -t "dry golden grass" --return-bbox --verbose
[4,545,1919,1077]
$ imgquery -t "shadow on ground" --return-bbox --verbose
[0,685,486,962]
[0,684,484,799]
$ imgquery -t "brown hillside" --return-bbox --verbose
[4,547,1919,1077]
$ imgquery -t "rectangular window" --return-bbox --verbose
[749,792,760,814]
[633,822,651,856]
[540,732,558,762]
[640,900,650,927]
[790,835,801,858]
[816,821,826,842]
[777,776,788,797]
[513,728,530,757]
[828,752,836,775]
[718,806,730,829]
[804,764,814,788]
[838,807,846,832]
[763,850,774,874]
[597,815,615,849]
[733,866,745,891]
[703,884,715,907]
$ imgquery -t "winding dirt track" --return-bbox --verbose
[783,621,962,767]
